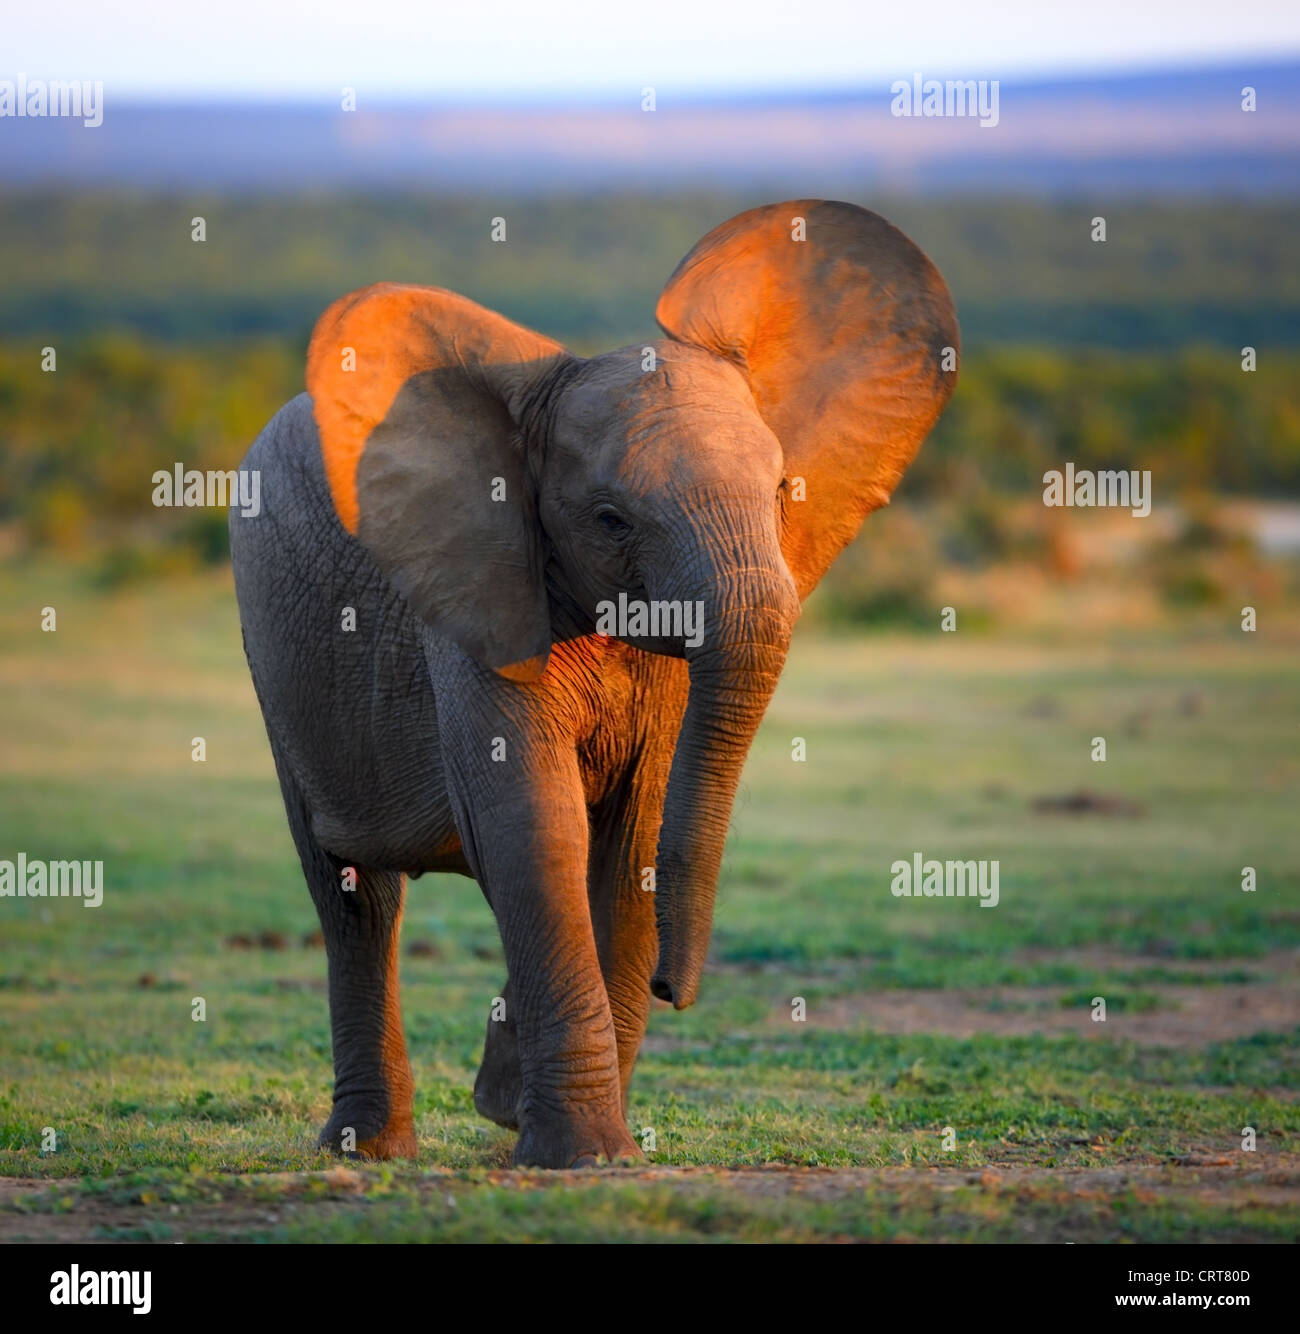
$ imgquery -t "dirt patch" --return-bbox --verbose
[1009,947,1299,978]
[801,980,1299,1045]
[1031,789,1146,817]
[713,949,1299,984]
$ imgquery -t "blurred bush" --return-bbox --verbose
[0,333,298,551]
[808,506,941,629]
[5,336,1296,559]
[1144,500,1271,610]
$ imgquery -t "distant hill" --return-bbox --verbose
[2,61,1297,195]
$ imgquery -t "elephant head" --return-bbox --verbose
[305,199,958,1010]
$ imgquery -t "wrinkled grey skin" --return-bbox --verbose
[230,345,799,1168]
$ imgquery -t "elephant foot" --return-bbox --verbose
[473,1063,522,1130]
[513,1113,642,1170]
[318,1103,417,1161]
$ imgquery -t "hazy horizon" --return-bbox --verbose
[4,58,1297,197]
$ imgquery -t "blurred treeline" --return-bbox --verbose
[1,191,1297,620]
[2,191,1298,349]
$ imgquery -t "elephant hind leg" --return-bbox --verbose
[277,761,417,1160]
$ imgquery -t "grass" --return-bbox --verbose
[0,558,1296,1241]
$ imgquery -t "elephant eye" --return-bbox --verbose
[594,505,632,538]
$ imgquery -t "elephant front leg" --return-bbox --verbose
[447,745,640,1168]
[476,801,659,1132]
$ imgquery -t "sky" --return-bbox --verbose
[8,0,1300,101]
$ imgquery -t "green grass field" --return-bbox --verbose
[0,562,1296,1242]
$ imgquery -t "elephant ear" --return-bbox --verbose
[306,283,571,682]
[655,200,958,599]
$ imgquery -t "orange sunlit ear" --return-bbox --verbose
[305,284,397,534]
[656,200,958,599]
[303,283,570,679]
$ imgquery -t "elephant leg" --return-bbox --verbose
[441,733,638,1166]
[477,783,663,1131]
[588,785,663,1115]
[473,979,522,1129]
[278,764,416,1160]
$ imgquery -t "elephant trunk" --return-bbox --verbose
[650,568,798,1009]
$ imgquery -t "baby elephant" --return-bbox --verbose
[230,200,957,1167]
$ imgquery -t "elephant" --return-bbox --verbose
[229,199,957,1168]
